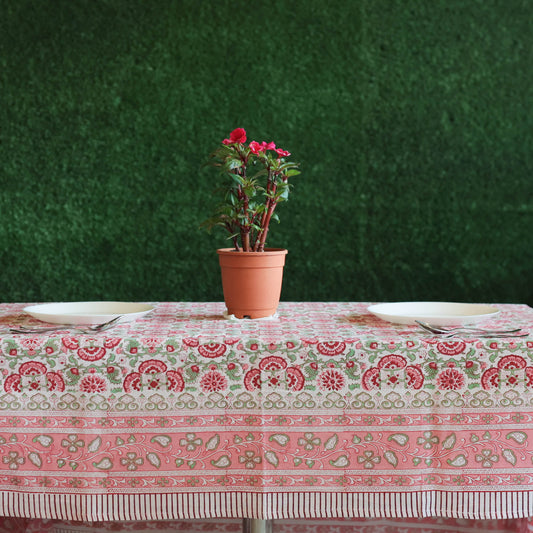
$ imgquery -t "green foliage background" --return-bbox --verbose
[1,0,531,305]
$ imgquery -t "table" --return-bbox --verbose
[0,302,532,532]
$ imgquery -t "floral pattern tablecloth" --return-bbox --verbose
[0,516,529,533]
[0,302,532,522]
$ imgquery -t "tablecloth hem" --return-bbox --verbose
[0,490,532,522]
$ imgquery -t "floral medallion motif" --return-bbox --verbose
[124,359,184,393]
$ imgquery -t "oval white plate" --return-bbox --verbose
[23,302,154,325]
[368,302,499,326]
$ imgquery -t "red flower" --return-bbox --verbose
[77,347,106,362]
[261,141,276,150]
[249,141,265,154]
[318,369,345,391]
[244,368,261,390]
[437,341,466,356]
[198,343,227,358]
[123,373,141,392]
[286,367,305,391]
[200,370,228,392]
[437,368,465,390]
[4,374,21,392]
[166,370,185,392]
[259,355,287,371]
[497,354,527,370]
[405,366,424,389]
[275,148,290,158]
[80,375,107,394]
[62,337,79,350]
[183,338,199,348]
[481,368,499,390]
[317,342,346,356]
[104,338,121,349]
[377,354,407,370]
[19,361,47,376]
[46,372,65,392]
[139,360,168,374]
[222,127,246,145]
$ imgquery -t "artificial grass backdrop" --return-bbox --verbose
[1,0,531,305]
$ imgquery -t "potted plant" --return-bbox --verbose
[202,127,300,319]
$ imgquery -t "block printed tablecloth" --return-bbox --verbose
[0,516,530,533]
[0,302,532,522]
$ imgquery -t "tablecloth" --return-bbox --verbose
[0,516,530,533]
[0,302,531,522]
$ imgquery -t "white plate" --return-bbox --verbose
[23,302,154,325]
[368,302,499,325]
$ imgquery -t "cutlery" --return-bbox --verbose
[415,320,521,334]
[9,315,123,334]
[447,332,529,338]
[415,320,526,338]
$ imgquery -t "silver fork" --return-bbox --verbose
[415,320,527,338]
[9,315,123,334]
[415,320,522,336]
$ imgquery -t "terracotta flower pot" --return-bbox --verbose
[217,248,288,319]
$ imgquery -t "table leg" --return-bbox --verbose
[242,518,273,533]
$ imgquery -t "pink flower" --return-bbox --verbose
[261,141,276,150]
[275,148,290,158]
[249,141,265,154]
[222,127,246,145]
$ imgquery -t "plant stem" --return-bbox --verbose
[242,230,251,252]
[257,197,277,252]
[254,168,274,252]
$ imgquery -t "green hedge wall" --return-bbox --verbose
[1,0,531,305]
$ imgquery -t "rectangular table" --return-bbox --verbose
[0,302,532,529]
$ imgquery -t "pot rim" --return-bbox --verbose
[217,248,287,256]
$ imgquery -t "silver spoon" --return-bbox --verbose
[9,315,123,334]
